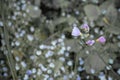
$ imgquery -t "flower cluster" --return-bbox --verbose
[71,23,106,46]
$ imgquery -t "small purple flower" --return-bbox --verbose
[80,23,90,32]
[96,36,106,43]
[71,26,81,37]
[76,75,81,80]
[63,75,68,80]
[86,40,95,46]
[26,70,32,75]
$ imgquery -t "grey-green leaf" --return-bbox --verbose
[84,4,100,21]
[84,52,109,74]
[54,61,63,74]
[26,4,41,18]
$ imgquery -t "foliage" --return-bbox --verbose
[0,0,120,80]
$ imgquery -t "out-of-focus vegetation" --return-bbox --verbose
[0,0,120,80]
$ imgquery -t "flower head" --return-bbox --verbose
[76,75,81,80]
[86,40,95,46]
[63,75,68,80]
[71,26,81,37]
[96,36,106,44]
[26,70,32,75]
[80,23,90,32]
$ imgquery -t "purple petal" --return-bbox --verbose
[71,26,81,37]
[96,36,106,43]
[86,40,95,46]
[81,23,90,32]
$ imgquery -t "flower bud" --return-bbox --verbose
[80,23,90,32]
[86,40,95,46]
[96,36,106,43]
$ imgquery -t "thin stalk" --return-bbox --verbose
[73,39,81,79]
[3,21,18,80]
[1,0,17,80]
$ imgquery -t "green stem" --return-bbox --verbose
[3,22,18,80]
[1,0,17,79]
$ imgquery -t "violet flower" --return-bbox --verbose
[71,26,81,37]
[63,75,68,80]
[80,23,90,32]
[26,70,32,75]
[76,75,81,80]
[86,40,95,46]
[96,36,106,43]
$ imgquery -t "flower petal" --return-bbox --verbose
[96,36,106,43]
[71,26,81,37]
[86,40,95,46]
[81,23,90,32]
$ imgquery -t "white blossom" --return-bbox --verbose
[67,61,73,66]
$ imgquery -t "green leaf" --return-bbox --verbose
[26,4,41,18]
[99,3,120,34]
[105,5,117,24]
[34,0,41,6]
[99,0,114,11]
[54,61,63,74]
[53,17,68,26]
[53,16,77,26]
[84,52,109,74]
[64,39,81,53]
[56,0,70,8]
[105,26,120,35]
[84,4,100,21]
[56,77,64,80]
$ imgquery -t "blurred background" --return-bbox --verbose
[0,0,120,80]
